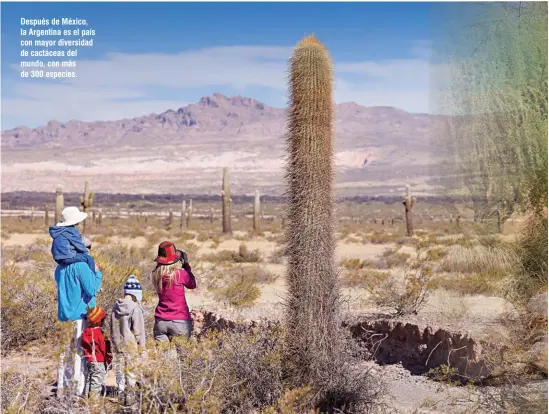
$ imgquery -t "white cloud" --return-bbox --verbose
[2,43,436,129]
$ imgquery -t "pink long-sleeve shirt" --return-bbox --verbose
[154,264,197,321]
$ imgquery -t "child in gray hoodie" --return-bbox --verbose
[110,275,146,404]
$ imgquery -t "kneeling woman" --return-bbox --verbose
[151,241,196,342]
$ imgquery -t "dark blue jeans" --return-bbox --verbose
[56,253,95,273]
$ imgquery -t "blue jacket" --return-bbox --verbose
[55,262,103,322]
[49,225,89,261]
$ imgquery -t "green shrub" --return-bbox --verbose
[1,264,60,351]
[212,267,262,308]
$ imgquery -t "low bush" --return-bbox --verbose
[433,271,500,296]
[1,371,48,413]
[212,267,262,308]
[340,257,375,271]
[1,263,60,352]
[366,264,434,316]
[343,268,391,289]
[380,248,410,268]
[201,243,262,264]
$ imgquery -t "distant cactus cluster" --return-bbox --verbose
[253,190,261,233]
[80,181,94,232]
[55,185,64,224]
[403,185,417,236]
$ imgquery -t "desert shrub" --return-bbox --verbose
[233,243,262,263]
[343,268,390,289]
[1,240,51,264]
[433,271,499,296]
[93,253,140,312]
[364,231,400,244]
[201,249,236,264]
[340,258,375,271]
[1,371,48,413]
[425,247,449,262]
[201,243,262,264]
[139,326,285,412]
[145,229,170,245]
[503,212,548,302]
[366,264,434,316]
[380,248,410,269]
[269,246,286,264]
[1,264,60,351]
[441,244,518,274]
[212,267,262,308]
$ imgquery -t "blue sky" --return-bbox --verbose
[1,2,443,130]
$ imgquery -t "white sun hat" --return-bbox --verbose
[56,206,88,227]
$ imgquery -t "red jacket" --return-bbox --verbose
[82,327,113,365]
[154,265,196,321]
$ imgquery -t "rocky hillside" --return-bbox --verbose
[1,93,443,152]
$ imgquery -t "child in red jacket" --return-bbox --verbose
[82,306,113,397]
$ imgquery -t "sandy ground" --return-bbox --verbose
[2,230,542,413]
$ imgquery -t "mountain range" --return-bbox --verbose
[1,93,447,196]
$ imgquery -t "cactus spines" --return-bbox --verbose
[80,181,94,232]
[55,185,64,224]
[403,185,417,236]
[44,205,49,227]
[186,199,193,229]
[222,167,232,234]
[284,36,340,391]
[253,190,261,233]
[180,200,187,230]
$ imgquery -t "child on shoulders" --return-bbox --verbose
[49,206,95,272]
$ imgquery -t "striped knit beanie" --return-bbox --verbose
[87,306,106,326]
[124,275,143,303]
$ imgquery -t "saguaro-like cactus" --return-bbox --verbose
[44,205,49,227]
[403,185,417,236]
[80,181,94,232]
[180,200,187,230]
[253,190,261,232]
[55,185,64,224]
[222,167,232,234]
[166,209,174,228]
[186,199,193,229]
[284,36,340,394]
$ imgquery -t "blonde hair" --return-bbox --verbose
[151,261,183,292]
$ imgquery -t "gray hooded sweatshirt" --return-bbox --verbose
[110,298,146,353]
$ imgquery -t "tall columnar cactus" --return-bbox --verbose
[253,190,261,232]
[403,185,417,236]
[80,181,94,232]
[284,36,340,393]
[166,209,173,228]
[186,199,193,229]
[222,167,232,234]
[180,200,187,230]
[44,205,49,227]
[55,185,64,224]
